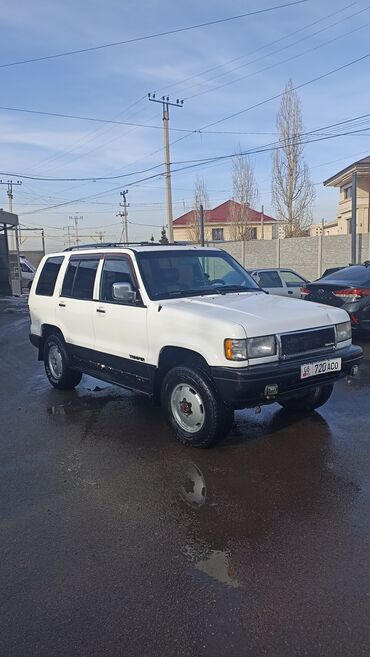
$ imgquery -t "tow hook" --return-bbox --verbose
[264,383,279,399]
[347,364,359,383]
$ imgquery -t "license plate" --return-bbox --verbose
[300,357,342,379]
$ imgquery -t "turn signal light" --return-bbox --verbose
[333,288,370,301]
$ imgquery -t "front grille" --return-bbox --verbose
[280,327,336,358]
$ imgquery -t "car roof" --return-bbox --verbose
[44,244,223,258]
[249,267,295,272]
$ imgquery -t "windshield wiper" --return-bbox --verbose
[213,284,259,294]
[165,287,222,298]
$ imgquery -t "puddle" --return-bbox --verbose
[194,550,240,588]
[179,464,206,508]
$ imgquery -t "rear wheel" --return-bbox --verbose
[44,333,82,390]
[161,365,233,448]
[279,383,334,413]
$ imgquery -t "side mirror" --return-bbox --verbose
[112,282,137,304]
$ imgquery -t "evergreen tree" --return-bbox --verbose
[159,227,169,244]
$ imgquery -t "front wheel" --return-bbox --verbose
[161,365,233,448]
[44,333,82,390]
[279,383,334,413]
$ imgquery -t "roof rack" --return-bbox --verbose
[63,241,170,251]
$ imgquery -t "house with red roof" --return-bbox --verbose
[173,200,279,242]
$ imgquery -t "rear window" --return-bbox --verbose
[321,266,370,285]
[61,258,100,300]
[35,256,64,296]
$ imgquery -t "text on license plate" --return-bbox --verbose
[300,358,342,379]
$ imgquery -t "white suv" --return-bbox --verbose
[29,244,362,447]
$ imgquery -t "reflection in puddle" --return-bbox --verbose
[179,464,206,508]
[194,550,240,588]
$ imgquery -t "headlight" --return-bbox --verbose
[247,335,276,359]
[224,339,247,361]
[336,321,351,342]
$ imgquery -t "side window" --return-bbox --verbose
[100,258,137,303]
[61,258,100,300]
[257,270,283,288]
[35,256,64,296]
[61,260,78,297]
[280,270,307,287]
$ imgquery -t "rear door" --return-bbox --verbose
[253,270,286,296]
[279,269,308,298]
[55,255,100,353]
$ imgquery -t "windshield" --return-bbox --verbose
[136,249,260,300]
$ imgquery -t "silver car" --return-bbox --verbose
[247,268,309,298]
[20,257,36,290]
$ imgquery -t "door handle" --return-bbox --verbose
[96,308,106,314]
[288,291,293,295]
[59,302,66,307]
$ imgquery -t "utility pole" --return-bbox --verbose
[351,171,357,264]
[69,214,83,245]
[118,190,129,243]
[63,225,73,248]
[261,204,265,240]
[200,204,205,247]
[95,231,106,243]
[148,94,184,243]
[0,179,22,251]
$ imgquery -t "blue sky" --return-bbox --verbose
[1,0,370,249]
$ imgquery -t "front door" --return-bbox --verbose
[92,255,151,394]
[253,270,286,296]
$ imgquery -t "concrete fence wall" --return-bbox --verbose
[207,234,370,281]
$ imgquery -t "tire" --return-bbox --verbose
[279,383,334,413]
[160,365,233,448]
[44,333,82,390]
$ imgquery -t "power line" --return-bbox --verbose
[0,105,194,132]
[17,124,370,218]
[0,1,308,69]
[200,51,370,129]
[5,109,370,184]
[155,2,358,96]
[186,10,370,100]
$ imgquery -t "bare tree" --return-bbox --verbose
[187,177,210,243]
[231,150,259,241]
[272,79,315,237]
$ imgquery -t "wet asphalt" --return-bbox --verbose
[1,296,370,657]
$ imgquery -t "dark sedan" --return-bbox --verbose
[301,264,370,332]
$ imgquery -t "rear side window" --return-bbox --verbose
[61,258,100,300]
[322,266,370,285]
[35,256,64,296]
[256,270,283,288]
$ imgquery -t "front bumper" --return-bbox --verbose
[211,344,363,409]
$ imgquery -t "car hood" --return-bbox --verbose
[160,291,347,337]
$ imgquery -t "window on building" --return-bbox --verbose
[211,228,224,241]
[343,185,352,199]
[248,227,257,240]
[61,258,100,300]
[35,256,64,296]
